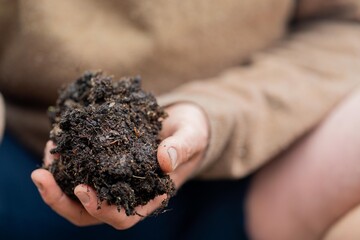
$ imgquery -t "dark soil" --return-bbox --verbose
[47,72,175,216]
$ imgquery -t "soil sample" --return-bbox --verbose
[47,72,175,216]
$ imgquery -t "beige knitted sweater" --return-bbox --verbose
[0,0,359,179]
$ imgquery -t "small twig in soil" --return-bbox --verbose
[132,175,146,179]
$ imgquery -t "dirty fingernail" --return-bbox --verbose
[167,147,177,170]
[76,191,90,205]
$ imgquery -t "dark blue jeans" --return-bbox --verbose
[0,131,250,240]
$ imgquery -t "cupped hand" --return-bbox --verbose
[31,103,209,229]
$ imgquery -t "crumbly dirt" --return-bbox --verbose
[47,72,175,216]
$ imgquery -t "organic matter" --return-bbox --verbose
[47,72,175,216]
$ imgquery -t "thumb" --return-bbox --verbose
[157,126,206,173]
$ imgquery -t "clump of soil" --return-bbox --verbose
[47,72,175,216]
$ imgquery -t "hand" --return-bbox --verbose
[31,103,209,229]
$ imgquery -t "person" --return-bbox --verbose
[1,0,360,239]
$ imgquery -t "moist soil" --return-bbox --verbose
[47,72,175,216]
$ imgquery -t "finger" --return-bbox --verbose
[159,103,197,139]
[157,125,207,173]
[158,110,178,139]
[43,141,59,167]
[31,169,100,226]
[169,153,202,188]
[74,184,167,230]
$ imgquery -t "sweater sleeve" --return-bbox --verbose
[0,0,16,142]
[295,0,360,20]
[158,20,360,179]
[0,0,17,56]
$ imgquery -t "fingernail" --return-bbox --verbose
[167,147,177,170]
[76,191,90,205]
[33,180,44,194]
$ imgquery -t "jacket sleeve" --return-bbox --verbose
[158,20,360,179]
